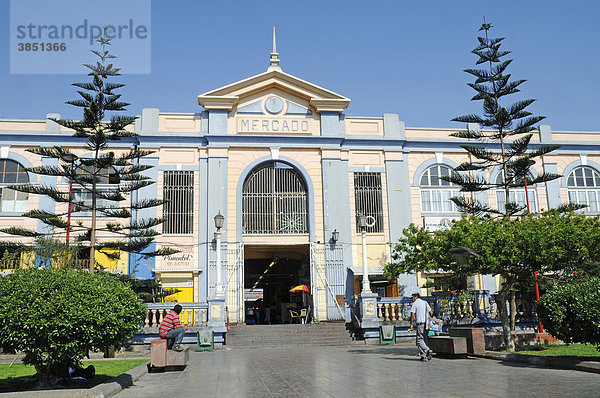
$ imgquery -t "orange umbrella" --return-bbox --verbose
[289,284,310,293]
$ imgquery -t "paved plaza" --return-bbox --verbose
[116,344,599,398]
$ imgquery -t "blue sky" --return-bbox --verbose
[1,0,598,131]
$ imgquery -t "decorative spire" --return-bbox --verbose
[268,26,281,72]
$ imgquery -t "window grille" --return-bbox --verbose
[242,162,308,234]
[163,171,194,234]
[567,166,600,212]
[419,165,461,213]
[0,160,29,213]
[354,172,384,233]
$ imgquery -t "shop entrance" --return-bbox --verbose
[243,244,310,324]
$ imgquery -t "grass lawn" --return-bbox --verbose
[0,359,147,393]
[511,343,600,359]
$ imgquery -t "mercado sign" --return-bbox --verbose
[238,118,310,133]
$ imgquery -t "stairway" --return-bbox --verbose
[225,322,362,348]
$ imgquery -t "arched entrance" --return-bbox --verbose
[240,161,311,324]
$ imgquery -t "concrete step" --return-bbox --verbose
[225,322,359,348]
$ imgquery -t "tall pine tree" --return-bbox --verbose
[446,20,561,217]
[2,32,175,271]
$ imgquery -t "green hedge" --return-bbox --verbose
[0,269,145,387]
[538,277,600,346]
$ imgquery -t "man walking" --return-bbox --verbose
[409,292,434,361]
[159,304,189,351]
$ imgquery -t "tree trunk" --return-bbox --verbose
[494,292,515,351]
[34,363,57,389]
[510,291,516,331]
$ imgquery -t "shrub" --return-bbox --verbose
[538,277,600,348]
[0,268,145,388]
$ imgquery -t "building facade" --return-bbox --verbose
[1,46,599,324]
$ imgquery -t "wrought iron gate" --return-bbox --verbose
[310,242,345,321]
[226,243,244,323]
[209,242,244,323]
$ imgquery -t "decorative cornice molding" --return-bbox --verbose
[309,98,351,113]
[197,95,239,111]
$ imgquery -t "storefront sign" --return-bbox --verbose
[162,246,195,268]
[423,216,458,232]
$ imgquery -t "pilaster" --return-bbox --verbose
[543,162,561,209]
[129,156,159,278]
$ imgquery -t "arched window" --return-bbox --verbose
[419,164,461,213]
[567,166,600,211]
[242,161,308,234]
[495,171,537,212]
[0,159,29,212]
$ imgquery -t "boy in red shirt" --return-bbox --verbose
[159,304,189,351]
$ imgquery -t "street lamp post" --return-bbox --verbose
[214,211,225,297]
[60,153,78,245]
[358,213,371,293]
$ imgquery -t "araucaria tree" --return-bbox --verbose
[447,20,561,217]
[2,34,175,271]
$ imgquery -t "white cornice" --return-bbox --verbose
[309,98,351,113]
[197,95,239,111]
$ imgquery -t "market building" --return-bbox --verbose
[1,36,599,327]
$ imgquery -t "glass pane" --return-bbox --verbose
[420,172,429,186]
[442,190,452,211]
[568,191,577,204]
[585,168,594,187]
[1,199,14,213]
[567,174,574,187]
[15,200,27,213]
[432,190,442,212]
[578,191,587,203]
[528,190,537,211]
[4,161,17,173]
[496,172,504,185]
[3,173,16,184]
[421,191,431,212]
[430,167,439,186]
[3,189,15,201]
[496,191,505,210]
[575,168,585,187]
[16,171,28,183]
[588,191,597,212]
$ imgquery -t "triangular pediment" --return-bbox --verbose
[198,70,350,114]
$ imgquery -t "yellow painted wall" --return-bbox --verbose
[95,249,127,273]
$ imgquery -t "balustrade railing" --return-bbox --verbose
[373,291,537,325]
[143,302,209,328]
[0,260,21,270]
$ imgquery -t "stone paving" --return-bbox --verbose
[116,344,600,398]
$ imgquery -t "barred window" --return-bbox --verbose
[163,171,194,234]
[354,172,384,233]
[0,160,29,213]
[419,165,461,213]
[567,166,600,212]
[242,162,308,234]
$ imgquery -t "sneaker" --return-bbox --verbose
[172,345,183,352]
[420,356,429,362]
[426,350,433,361]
